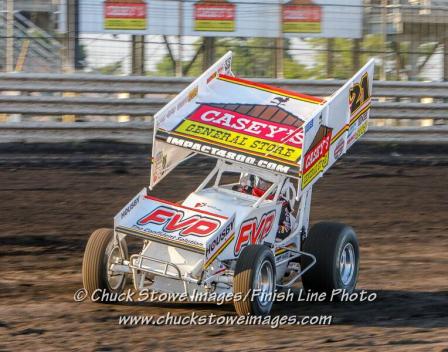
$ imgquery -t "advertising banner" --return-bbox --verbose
[194,1,236,32]
[103,1,147,30]
[80,0,363,38]
[282,0,322,33]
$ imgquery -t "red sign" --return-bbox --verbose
[104,2,147,30]
[187,104,304,147]
[303,131,331,173]
[282,3,322,33]
[194,3,236,32]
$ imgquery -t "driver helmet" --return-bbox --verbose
[252,176,274,198]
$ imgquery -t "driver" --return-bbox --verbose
[234,174,292,239]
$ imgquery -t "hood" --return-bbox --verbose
[115,192,234,255]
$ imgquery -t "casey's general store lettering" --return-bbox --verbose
[188,105,303,146]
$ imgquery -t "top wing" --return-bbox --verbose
[150,52,374,191]
[150,51,324,188]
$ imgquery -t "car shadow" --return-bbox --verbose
[273,288,448,328]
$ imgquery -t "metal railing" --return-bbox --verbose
[1,73,448,98]
[0,73,447,143]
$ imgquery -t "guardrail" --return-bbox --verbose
[1,73,448,98]
[0,96,446,119]
[0,73,447,143]
[1,122,447,144]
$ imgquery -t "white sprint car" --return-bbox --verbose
[82,52,374,315]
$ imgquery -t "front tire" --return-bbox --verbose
[233,245,276,316]
[82,228,128,301]
[301,222,359,295]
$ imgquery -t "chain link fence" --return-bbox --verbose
[1,1,447,81]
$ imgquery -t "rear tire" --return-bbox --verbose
[82,228,128,301]
[233,245,276,316]
[301,222,359,295]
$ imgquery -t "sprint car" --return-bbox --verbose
[82,52,375,315]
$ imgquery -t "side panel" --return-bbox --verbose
[114,187,147,228]
[218,204,281,263]
[150,51,233,189]
[300,59,375,192]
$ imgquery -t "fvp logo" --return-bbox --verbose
[137,206,221,237]
[234,210,276,256]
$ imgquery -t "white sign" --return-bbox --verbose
[79,0,363,38]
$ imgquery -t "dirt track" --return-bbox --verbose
[0,144,447,351]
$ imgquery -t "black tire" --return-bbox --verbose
[233,245,276,316]
[301,222,359,296]
[82,228,128,301]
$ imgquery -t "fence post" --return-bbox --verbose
[444,37,448,82]
[327,38,334,78]
[5,0,14,73]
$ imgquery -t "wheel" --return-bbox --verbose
[233,245,276,316]
[82,228,128,301]
[301,222,359,295]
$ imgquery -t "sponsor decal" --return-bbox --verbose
[205,219,235,267]
[188,86,199,102]
[151,150,167,185]
[331,125,348,145]
[195,202,222,212]
[194,1,236,32]
[223,57,232,72]
[173,104,304,163]
[104,1,147,30]
[271,96,290,107]
[120,196,140,219]
[175,121,301,162]
[355,121,368,140]
[234,211,276,256]
[137,206,221,237]
[305,118,314,133]
[176,97,189,112]
[185,104,304,147]
[282,0,322,33]
[207,72,218,84]
[157,105,177,125]
[275,243,296,256]
[163,135,294,175]
[333,137,345,159]
[118,226,205,253]
[301,129,332,188]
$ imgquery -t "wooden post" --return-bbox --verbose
[444,37,448,82]
[202,37,215,71]
[275,38,284,79]
[62,0,78,122]
[352,38,360,72]
[394,40,401,81]
[327,38,334,78]
[176,0,184,77]
[131,35,145,75]
[5,0,14,73]
[409,39,419,81]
